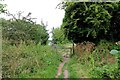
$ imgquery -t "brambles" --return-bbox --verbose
[2,43,62,78]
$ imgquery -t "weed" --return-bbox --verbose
[2,43,62,78]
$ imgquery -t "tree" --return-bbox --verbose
[109,3,120,41]
[0,0,6,14]
[2,12,49,45]
[61,2,120,43]
[52,27,69,44]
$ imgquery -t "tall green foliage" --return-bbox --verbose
[2,12,49,45]
[2,43,62,78]
[0,0,6,14]
[109,3,120,41]
[52,27,69,44]
[61,2,120,43]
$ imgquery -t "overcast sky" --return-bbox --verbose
[1,0,65,40]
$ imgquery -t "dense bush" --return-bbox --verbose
[1,15,49,45]
[109,5,120,41]
[89,41,120,79]
[52,27,69,44]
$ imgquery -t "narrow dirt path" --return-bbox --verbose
[55,55,69,78]
[64,69,69,78]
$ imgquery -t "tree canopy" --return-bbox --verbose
[2,12,49,45]
[61,2,120,43]
[52,27,69,44]
[0,0,6,14]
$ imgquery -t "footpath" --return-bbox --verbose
[55,55,69,78]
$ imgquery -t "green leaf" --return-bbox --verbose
[110,50,119,54]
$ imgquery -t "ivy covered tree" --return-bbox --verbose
[2,12,49,45]
[61,2,120,43]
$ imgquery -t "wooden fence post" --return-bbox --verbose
[73,42,74,54]
[70,41,74,57]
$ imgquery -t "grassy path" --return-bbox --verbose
[55,53,70,78]
[54,44,91,78]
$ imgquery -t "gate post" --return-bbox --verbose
[70,41,75,57]
[73,42,74,54]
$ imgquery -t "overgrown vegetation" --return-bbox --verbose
[52,27,69,44]
[2,42,62,78]
[61,2,120,43]
[64,40,120,78]
[1,1,120,79]
[2,12,49,45]
[57,2,120,78]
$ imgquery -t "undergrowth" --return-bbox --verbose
[2,40,120,78]
[66,40,120,78]
[2,42,62,78]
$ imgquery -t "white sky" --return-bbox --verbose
[1,0,65,40]
[1,0,119,40]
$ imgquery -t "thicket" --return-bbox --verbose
[52,27,69,44]
[60,2,120,78]
[1,12,49,45]
[2,43,62,78]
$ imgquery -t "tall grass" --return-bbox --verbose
[2,42,62,78]
[65,40,119,78]
[2,40,120,78]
